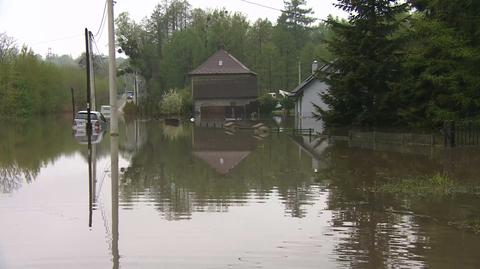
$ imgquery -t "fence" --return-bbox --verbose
[443,121,480,147]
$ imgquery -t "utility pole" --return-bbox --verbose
[298,59,301,85]
[108,1,119,266]
[87,31,96,111]
[134,71,138,105]
[85,28,92,133]
[108,0,118,135]
[70,87,75,120]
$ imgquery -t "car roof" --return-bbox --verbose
[77,110,101,115]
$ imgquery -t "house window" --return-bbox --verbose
[218,60,223,66]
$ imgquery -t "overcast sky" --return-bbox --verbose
[0,0,347,57]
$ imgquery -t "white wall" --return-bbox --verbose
[296,80,328,133]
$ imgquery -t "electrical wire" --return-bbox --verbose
[238,0,285,13]
[94,0,108,38]
[30,33,83,45]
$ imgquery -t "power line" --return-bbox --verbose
[238,0,285,13]
[94,0,108,38]
[30,33,83,46]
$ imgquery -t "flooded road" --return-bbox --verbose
[1,117,479,268]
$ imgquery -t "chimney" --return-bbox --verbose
[312,60,319,74]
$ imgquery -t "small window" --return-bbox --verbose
[218,60,223,66]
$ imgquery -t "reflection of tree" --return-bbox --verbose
[121,124,320,219]
[317,142,480,268]
[0,117,83,192]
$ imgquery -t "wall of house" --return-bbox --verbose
[194,98,257,121]
[296,80,328,133]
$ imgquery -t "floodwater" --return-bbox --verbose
[1,116,480,269]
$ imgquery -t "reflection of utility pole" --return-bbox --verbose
[111,133,119,269]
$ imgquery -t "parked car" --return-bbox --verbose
[100,105,111,119]
[126,91,134,102]
[72,110,108,131]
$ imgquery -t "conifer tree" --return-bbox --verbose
[316,0,409,127]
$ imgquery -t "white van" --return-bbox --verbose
[100,105,111,118]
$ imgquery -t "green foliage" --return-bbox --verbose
[160,89,183,115]
[279,96,294,113]
[317,0,409,127]
[377,174,459,196]
[123,102,138,116]
[115,0,331,109]
[178,88,192,115]
[258,93,277,115]
[0,33,110,117]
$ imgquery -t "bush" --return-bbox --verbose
[123,102,137,115]
[179,88,192,115]
[160,89,182,115]
[258,93,277,115]
[279,96,294,114]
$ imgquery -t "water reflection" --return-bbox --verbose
[121,124,320,220]
[1,118,480,268]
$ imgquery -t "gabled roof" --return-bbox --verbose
[291,64,329,97]
[189,49,256,76]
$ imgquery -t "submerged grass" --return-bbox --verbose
[376,174,477,197]
[449,218,480,234]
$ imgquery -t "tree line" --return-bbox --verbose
[115,0,326,107]
[118,0,480,127]
[316,0,480,128]
[0,33,115,117]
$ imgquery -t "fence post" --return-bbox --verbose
[444,121,456,148]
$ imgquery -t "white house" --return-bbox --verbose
[291,61,329,134]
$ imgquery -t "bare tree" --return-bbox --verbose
[0,32,18,64]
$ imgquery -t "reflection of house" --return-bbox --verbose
[192,127,256,175]
[189,48,258,121]
[291,61,328,134]
[291,135,330,172]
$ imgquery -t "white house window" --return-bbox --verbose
[218,60,223,66]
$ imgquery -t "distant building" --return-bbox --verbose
[291,61,329,134]
[189,49,259,121]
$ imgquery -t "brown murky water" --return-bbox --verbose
[1,117,479,268]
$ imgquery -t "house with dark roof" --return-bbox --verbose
[291,61,329,134]
[189,49,258,121]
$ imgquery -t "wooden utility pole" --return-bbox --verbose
[70,87,75,120]
[85,28,92,132]
[87,31,96,111]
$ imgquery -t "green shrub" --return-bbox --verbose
[160,89,182,115]
[123,102,137,115]
[258,93,277,115]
